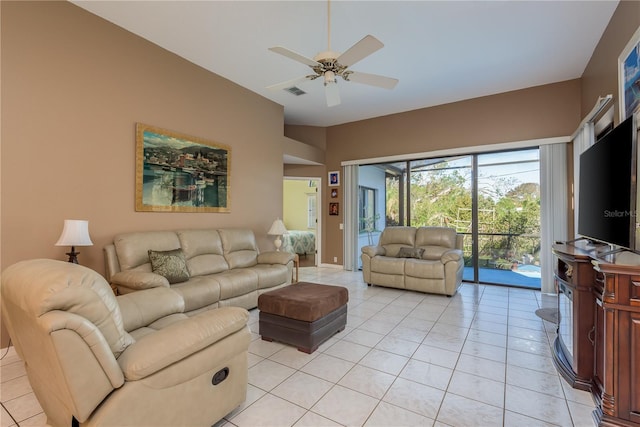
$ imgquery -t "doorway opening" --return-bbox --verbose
[283,177,321,267]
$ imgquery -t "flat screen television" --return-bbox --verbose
[578,114,638,251]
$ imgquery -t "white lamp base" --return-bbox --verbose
[274,236,282,251]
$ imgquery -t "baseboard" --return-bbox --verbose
[318,263,344,269]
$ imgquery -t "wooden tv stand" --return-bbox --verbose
[552,243,640,426]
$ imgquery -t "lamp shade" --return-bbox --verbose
[55,220,93,247]
[268,219,287,236]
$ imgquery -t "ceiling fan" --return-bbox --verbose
[266,0,398,107]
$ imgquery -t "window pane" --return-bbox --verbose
[477,149,540,287]
[409,156,472,228]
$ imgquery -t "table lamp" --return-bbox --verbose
[55,219,93,264]
[268,218,287,251]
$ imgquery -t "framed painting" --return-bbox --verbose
[135,123,231,212]
[619,26,640,121]
[328,171,340,186]
[331,188,338,198]
[329,202,339,215]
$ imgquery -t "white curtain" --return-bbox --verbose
[343,165,359,271]
[540,143,568,294]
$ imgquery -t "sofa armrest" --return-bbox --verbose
[117,287,185,332]
[110,271,169,292]
[441,249,463,264]
[117,307,249,380]
[362,245,386,257]
[257,251,295,265]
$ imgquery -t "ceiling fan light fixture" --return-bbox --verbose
[324,70,337,85]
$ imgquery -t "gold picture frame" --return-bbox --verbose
[135,123,231,213]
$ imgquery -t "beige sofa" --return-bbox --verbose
[104,228,294,314]
[1,259,251,426]
[361,226,464,296]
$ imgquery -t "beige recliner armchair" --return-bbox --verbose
[1,259,251,427]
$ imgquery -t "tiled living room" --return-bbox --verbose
[2,266,595,427]
[2,1,639,427]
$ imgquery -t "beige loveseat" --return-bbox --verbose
[104,228,294,314]
[1,259,251,426]
[361,226,464,296]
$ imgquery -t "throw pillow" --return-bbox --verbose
[148,249,190,284]
[396,247,425,259]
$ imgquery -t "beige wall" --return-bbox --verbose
[1,1,286,345]
[581,0,640,123]
[284,125,327,151]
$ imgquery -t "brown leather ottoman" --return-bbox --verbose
[258,282,348,353]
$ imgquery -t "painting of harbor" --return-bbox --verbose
[135,123,230,212]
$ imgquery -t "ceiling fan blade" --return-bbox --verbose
[347,71,399,90]
[337,35,384,67]
[266,75,312,91]
[325,82,340,107]
[268,46,319,67]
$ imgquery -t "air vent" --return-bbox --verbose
[284,86,306,96]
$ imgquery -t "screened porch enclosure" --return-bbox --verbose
[357,148,541,289]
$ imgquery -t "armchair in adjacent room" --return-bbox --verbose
[1,259,251,427]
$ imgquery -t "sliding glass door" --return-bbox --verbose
[357,148,541,289]
[475,150,541,287]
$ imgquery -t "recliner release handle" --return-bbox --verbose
[212,367,229,385]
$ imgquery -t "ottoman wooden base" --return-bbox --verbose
[260,304,347,353]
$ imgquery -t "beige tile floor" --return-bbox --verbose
[0,267,596,427]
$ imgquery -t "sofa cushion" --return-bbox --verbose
[214,269,259,300]
[148,249,190,284]
[397,247,425,259]
[177,229,229,276]
[379,226,416,257]
[170,276,221,313]
[219,229,259,269]
[371,256,406,275]
[249,265,290,289]
[420,246,450,260]
[415,227,457,248]
[405,259,444,279]
[114,231,181,271]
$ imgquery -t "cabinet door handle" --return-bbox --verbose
[588,326,596,346]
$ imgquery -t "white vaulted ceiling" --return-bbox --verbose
[72,0,618,127]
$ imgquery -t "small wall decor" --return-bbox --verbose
[331,188,338,198]
[135,123,231,212]
[329,202,339,215]
[619,26,640,120]
[328,171,340,186]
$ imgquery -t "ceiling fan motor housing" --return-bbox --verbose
[313,51,349,81]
